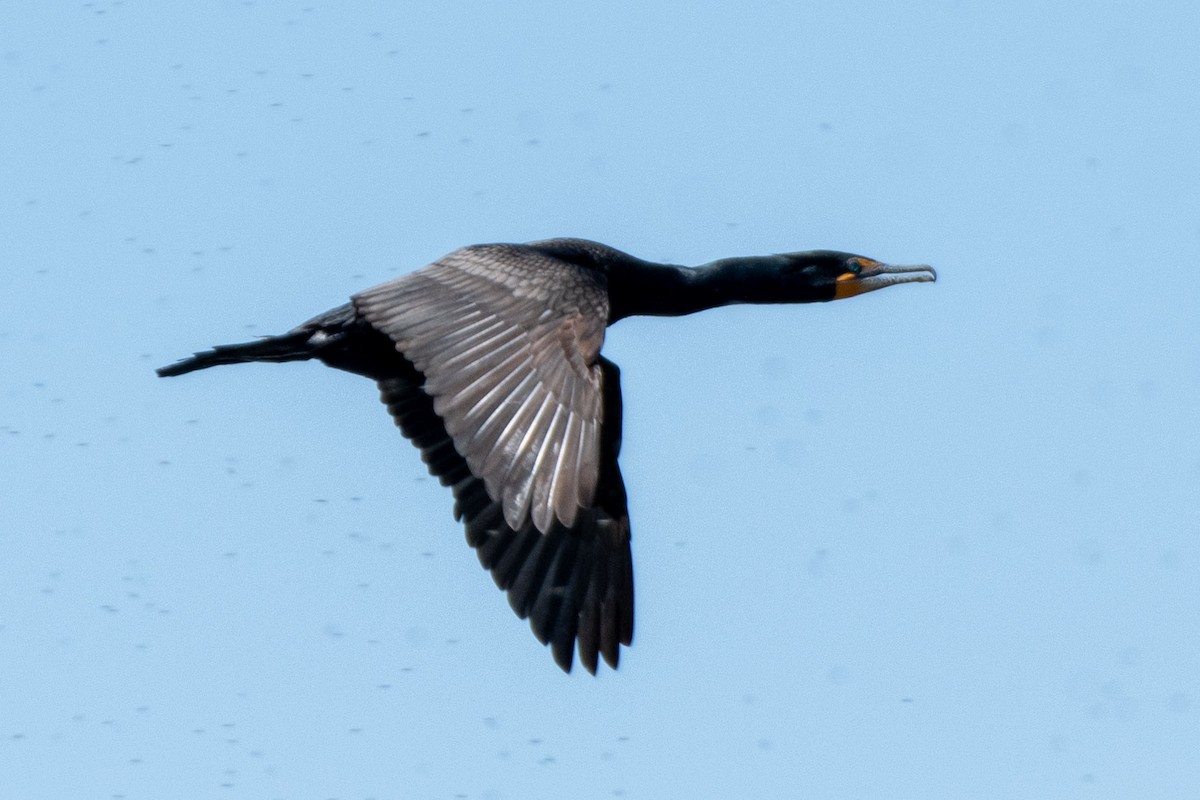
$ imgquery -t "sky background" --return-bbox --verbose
[3,1,1199,798]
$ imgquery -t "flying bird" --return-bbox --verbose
[157,238,935,673]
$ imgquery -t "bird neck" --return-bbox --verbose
[608,255,795,321]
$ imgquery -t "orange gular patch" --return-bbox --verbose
[833,258,881,299]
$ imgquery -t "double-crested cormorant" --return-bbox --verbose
[157,238,935,673]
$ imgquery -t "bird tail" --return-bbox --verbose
[156,330,318,378]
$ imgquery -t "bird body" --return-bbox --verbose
[158,238,935,673]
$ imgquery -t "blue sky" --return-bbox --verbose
[3,1,1198,798]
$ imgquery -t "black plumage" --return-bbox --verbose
[157,238,935,673]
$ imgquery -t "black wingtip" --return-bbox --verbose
[552,639,576,673]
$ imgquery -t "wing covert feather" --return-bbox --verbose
[354,244,609,533]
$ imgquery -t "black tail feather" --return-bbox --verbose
[156,330,316,378]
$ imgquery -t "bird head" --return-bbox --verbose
[779,250,937,301]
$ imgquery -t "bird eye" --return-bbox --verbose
[847,260,862,274]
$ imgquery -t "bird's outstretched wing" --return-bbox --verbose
[375,356,633,673]
[354,244,609,535]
